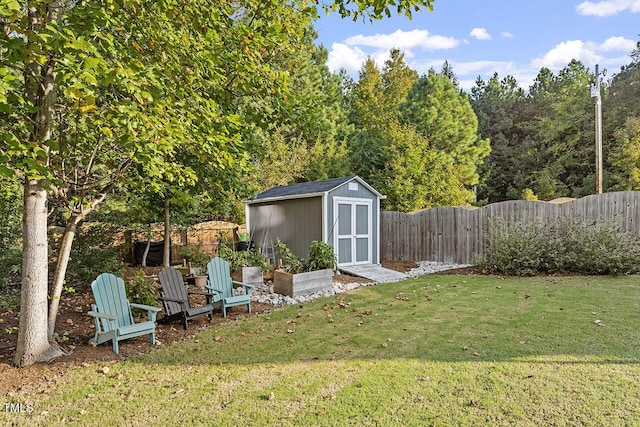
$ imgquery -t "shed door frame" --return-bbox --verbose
[333,197,372,267]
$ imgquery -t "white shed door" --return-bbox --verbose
[334,198,372,266]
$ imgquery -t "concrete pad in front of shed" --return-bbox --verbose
[339,265,409,283]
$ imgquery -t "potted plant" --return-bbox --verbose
[273,239,336,298]
[177,244,210,287]
[218,240,270,286]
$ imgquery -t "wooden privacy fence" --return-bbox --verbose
[127,220,245,264]
[381,191,640,264]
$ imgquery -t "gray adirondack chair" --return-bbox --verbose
[88,273,161,354]
[158,266,215,329]
[205,257,253,317]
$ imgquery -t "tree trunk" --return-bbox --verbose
[14,5,63,367]
[142,226,151,267]
[46,184,116,340]
[47,213,82,339]
[14,180,63,367]
[163,197,171,267]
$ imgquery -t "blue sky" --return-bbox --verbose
[313,0,639,90]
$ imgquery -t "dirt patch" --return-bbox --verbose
[332,272,374,285]
[381,260,418,272]
[0,276,279,395]
[432,265,486,275]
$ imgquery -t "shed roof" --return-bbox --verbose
[246,175,384,204]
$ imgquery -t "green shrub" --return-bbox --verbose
[178,244,211,273]
[126,269,158,314]
[0,176,22,287]
[0,291,20,311]
[217,239,270,271]
[275,239,336,274]
[480,220,545,276]
[479,218,640,276]
[306,240,337,271]
[64,222,128,289]
[274,239,306,274]
[0,249,21,289]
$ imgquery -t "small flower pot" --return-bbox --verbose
[194,275,208,288]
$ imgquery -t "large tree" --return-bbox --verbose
[347,50,417,185]
[611,117,640,189]
[0,0,304,366]
[536,60,595,198]
[470,73,528,202]
[400,69,490,205]
[605,40,640,142]
[241,28,352,192]
[471,62,601,202]
[382,48,419,117]
[1,0,436,367]
[347,57,387,179]
[605,40,640,190]
[346,54,488,210]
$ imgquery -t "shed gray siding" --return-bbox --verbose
[248,196,323,259]
[246,176,384,267]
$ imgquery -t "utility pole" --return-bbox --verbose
[591,64,605,194]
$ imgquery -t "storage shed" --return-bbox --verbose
[245,176,386,267]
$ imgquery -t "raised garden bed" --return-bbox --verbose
[273,268,333,298]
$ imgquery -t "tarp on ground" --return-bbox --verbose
[134,240,167,266]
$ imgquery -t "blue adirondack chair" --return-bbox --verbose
[205,257,253,317]
[88,273,161,354]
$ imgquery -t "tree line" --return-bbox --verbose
[471,47,640,203]
[331,40,640,208]
[242,36,640,211]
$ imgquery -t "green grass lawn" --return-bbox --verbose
[3,274,640,426]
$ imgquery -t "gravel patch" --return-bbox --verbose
[407,261,472,277]
[249,261,471,307]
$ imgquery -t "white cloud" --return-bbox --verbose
[530,37,636,70]
[531,40,601,69]
[327,29,461,74]
[470,28,492,40]
[324,29,636,93]
[453,61,535,89]
[454,60,513,76]
[501,32,514,38]
[576,0,640,17]
[326,43,368,73]
[343,29,460,51]
[599,36,637,51]
[326,43,401,74]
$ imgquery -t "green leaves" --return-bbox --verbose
[347,51,485,210]
[1,0,440,226]
[321,0,434,21]
[0,0,20,17]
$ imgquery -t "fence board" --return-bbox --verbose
[381,191,640,264]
